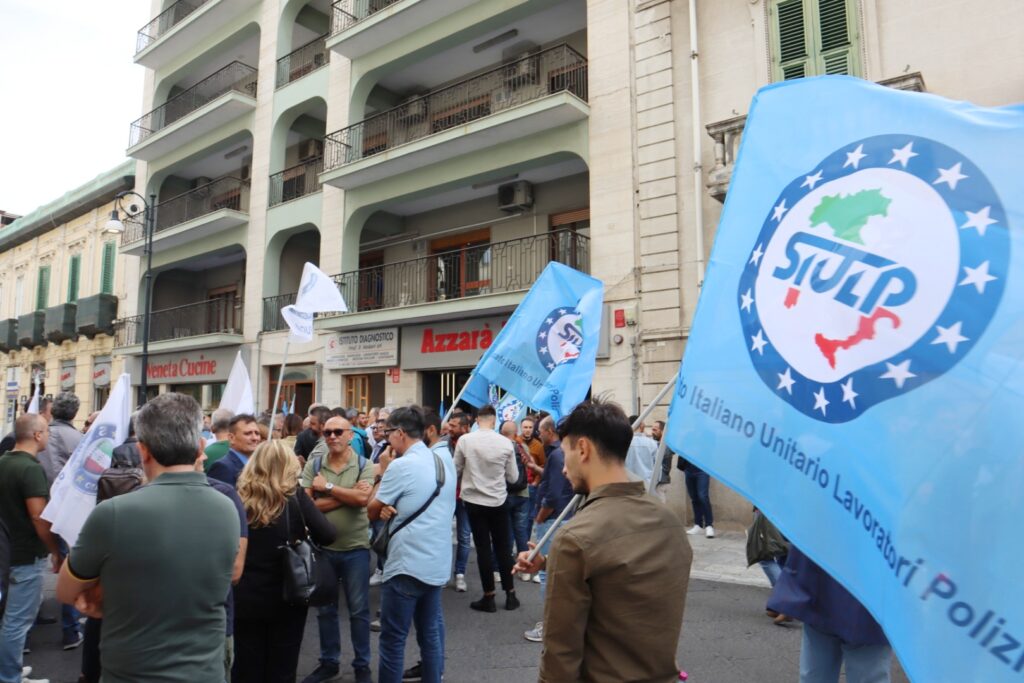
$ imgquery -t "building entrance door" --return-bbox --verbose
[421,369,473,415]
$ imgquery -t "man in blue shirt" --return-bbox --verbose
[368,407,456,683]
[207,415,260,488]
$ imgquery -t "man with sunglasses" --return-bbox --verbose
[300,416,375,683]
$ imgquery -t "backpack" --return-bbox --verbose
[97,448,146,503]
[507,443,529,494]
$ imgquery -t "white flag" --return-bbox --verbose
[42,373,131,546]
[26,382,40,414]
[281,262,348,342]
[218,351,255,416]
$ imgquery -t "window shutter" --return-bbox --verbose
[101,242,116,295]
[68,255,81,303]
[36,266,50,311]
[772,0,811,81]
[815,0,858,75]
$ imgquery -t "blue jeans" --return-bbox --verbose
[453,499,471,576]
[684,469,713,527]
[800,623,891,683]
[58,537,81,638]
[532,518,565,602]
[526,484,540,539]
[0,558,47,683]
[507,495,531,556]
[378,574,444,683]
[759,556,787,587]
[316,548,371,671]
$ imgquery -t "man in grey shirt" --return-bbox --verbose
[624,416,659,485]
[453,405,520,612]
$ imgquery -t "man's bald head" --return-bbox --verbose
[499,420,517,438]
[15,413,49,454]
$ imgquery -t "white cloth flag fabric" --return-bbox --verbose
[281,262,348,342]
[42,373,130,546]
[26,383,40,414]
[218,351,255,416]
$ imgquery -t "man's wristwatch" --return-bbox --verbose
[325,482,334,492]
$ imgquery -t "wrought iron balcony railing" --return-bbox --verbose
[121,177,250,246]
[268,157,324,207]
[323,44,588,171]
[261,229,590,331]
[114,296,243,346]
[276,34,330,88]
[330,0,402,34]
[129,62,258,147]
[136,0,211,54]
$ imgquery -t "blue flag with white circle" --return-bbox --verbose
[665,76,1024,682]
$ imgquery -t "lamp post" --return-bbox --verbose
[104,191,157,406]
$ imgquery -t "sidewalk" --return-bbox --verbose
[687,528,771,588]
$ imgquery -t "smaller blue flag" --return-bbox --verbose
[462,262,603,420]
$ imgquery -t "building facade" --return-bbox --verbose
[0,163,133,433]
[120,0,1023,522]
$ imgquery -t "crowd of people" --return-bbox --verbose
[0,389,889,683]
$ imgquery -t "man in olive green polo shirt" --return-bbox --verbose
[299,415,374,683]
[57,393,240,683]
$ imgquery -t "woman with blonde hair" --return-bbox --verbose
[232,440,336,682]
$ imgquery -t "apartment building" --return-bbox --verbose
[0,163,132,433]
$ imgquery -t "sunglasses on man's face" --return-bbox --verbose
[323,428,351,438]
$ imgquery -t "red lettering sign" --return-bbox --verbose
[147,354,218,380]
[420,322,500,354]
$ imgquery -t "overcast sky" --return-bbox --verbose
[0,0,150,216]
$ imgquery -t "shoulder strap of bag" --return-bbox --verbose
[389,453,446,537]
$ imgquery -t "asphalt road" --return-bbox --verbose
[27,572,909,683]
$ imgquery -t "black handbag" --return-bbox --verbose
[370,452,445,563]
[279,495,337,607]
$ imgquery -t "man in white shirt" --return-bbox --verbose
[624,416,659,484]
[453,405,520,613]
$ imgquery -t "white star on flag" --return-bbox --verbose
[777,367,795,395]
[751,330,768,355]
[773,199,789,222]
[740,289,754,312]
[749,244,764,267]
[959,261,997,294]
[840,377,858,409]
[546,317,554,324]
[881,360,916,389]
[558,309,567,315]
[538,331,547,339]
[888,142,918,168]
[960,206,997,237]
[843,144,867,169]
[934,162,967,190]
[813,387,829,416]
[539,346,549,355]
[931,322,969,354]
[801,170,823,190]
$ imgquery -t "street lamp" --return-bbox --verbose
[104,191,157,406]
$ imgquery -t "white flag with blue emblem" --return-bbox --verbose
[281,262,348,342]
[42,373,131,547]
[665,76,1024,682]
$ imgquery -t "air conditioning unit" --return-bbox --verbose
[239,164,251,181]
[190,176,213,190]
[498,180,533,212]
[299,139,324,161]
[504,54,539,88]
[396,97,427,124]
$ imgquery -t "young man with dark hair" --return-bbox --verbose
[57,393,240,683]
[208,414,260,488]
[515,399,692,682]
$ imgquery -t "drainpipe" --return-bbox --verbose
[688,0,706,287]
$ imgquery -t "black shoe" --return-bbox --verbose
[62,629,85,650]
[34,615,57,626]
[505,591,520,611]
[355,667,373,683]
[300,663,340,683]
[401,662,423,682]
[470,595,497,613]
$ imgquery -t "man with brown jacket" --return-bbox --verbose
[515,399,692,682]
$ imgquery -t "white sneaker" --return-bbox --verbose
[21,668,31,677]
[532,573,541,584]
[524,621,544,642]
[23,677,49,683]
[686,524,702,535]
[369,569,384,586]
[454,574,467,592]
[518,572,532,582]
[705,525,716,538]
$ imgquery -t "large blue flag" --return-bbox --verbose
[462,262,603,420]
[665,76,1024,682]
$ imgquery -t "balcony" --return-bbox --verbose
[45,304,77,345]
[277,35,330,89]
[706,73,927,202]
[135,0,261,71]
[120,177,250,256]
[114,296,243,349]
[320,45,589,190]
[269,157,324,206]
[17,312,45,349]
[262,229,589,331]
[327,0,477,59]
[127,62,258,161]
[76,294,118,339]
[0,319,17,352]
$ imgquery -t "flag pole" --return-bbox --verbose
[525,370,680,562]
[441,375,473,424]
[269,338,291,422]
[647,433,670,495]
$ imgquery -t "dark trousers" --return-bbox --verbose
[464,500,514,593]
[685,469,714,527]
[80,617,102,683]
[233,605,309,683]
